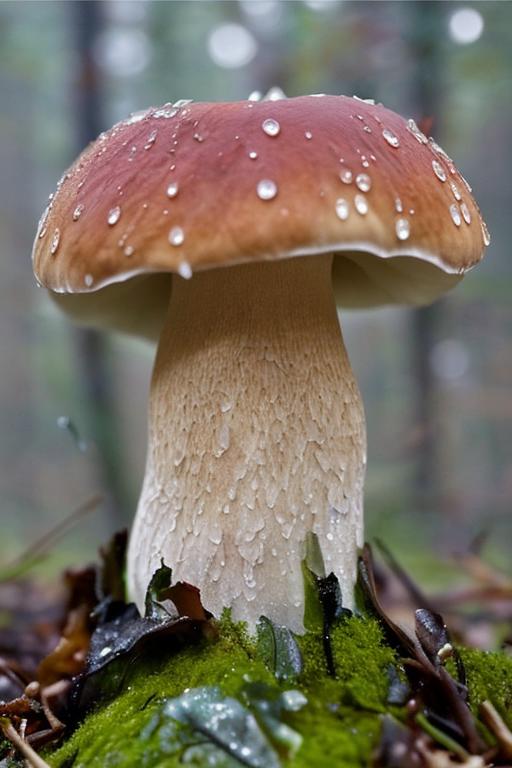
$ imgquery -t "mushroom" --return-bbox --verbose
[32,95,488,632]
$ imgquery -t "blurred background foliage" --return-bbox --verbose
[0,0,510,584]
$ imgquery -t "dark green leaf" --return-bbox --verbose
[144,561,173,620]
[161,685,281,767]
[256,617,302,682]
[241,682,307,757]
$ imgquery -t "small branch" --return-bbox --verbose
[480,700,512,760]
[0,494,102,583]
[415,712,471,761]
[0,718,51,768]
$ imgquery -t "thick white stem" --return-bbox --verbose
[127,254,366,632]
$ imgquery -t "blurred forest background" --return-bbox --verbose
[0,0,510,585]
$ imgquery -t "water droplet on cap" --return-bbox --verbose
[152,105,178,119]
[264,86,287,101]
[481,220,491,246]
[172,98,193,108]
[124,245,134,257]
[450,181,462,201]
[166,181,179,198]
[460,202,471,224]
[248,90,262,102]
[450,203,462,227]
[395,217,410,241]
[248,151,258,160]
[335,198,349,221]
[84,273,94,287]
[108,206,121,226]
[432,160,446,182]
[72,204,84,221]
[50,228,60,255]
[144,128,158,149]
[169,226,185,246]
[382,128,400,147]
[354,194,368,215]
[395,197,403,213]
[178,260,192,279]
[304,130,313,140]
[406,118,428,144]
[261,118,280,137]
[340,169,353,184]
[355,173,371,192]
[256,179,277,200]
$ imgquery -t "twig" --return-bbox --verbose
[0,494,102,583]
[0,718,51,768]
[375,538,438,613]
[480,700,512,760]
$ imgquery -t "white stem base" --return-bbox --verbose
[127,254,366,632]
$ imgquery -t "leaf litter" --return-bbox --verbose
[0,525,511,767]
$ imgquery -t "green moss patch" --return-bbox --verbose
[48,615,396,768]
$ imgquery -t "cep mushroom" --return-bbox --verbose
[32,95,488,632]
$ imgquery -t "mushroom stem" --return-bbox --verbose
[127,254,366,632]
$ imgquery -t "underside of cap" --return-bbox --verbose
[51,248,461,341]
[33,93,488,335]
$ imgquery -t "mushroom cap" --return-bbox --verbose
[32,94,489,339]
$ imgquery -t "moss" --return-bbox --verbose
[48,615,396,768]
[46,614,512,768]
[459,646,512,727]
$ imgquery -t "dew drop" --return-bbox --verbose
[335,198,349,221]
[354,194,368,215]
[353,95,376,105]
[124,245,134,257]
[406,118,428,144]
[84,273,94,287]
[304,130,313,140]
[50,228,60,255]
[450,203,462,227]
[461,174,473,193]
[460,202,471,224]
[248,90,262,102]
[264,86,286,101]
[395,217,410,241]
[108,206,121,226]
[256,179,277,200]
[169,226,185,246]
[72,203,84,221]
[450,181,462,201]
[481,220,491,246]
[261,118,280,137]
[432,160,446,182]
[193,132,204,143]
[166,181,179,198]
[248,151,258,160]
[395,197,403,213]
[173,98,193,109]
[382,128,400,147]
[152,105,178,119]
[355,173,371,192]
[340,169,353,184]
[178,260,192,279]
[144,128,158,149]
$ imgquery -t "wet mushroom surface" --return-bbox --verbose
[32,93,488,631]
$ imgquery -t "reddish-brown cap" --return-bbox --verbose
[32,94,489,338]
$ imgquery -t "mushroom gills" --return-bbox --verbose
[127,253,366,633]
